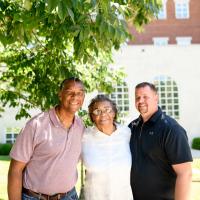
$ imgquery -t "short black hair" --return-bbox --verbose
[135,82,157,93]
[88,94,118,122]
[59,77,84,90]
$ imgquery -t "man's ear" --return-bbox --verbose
[155,94,159,103]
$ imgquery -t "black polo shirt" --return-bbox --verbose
[128,107,192,200]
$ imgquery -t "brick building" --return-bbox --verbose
[129,0,200,45]
[110,0,200,142]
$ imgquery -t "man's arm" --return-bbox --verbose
[172,162,192,200]
[8,159,26,200]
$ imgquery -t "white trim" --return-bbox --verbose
[154,76,179,120]
[175,0,190,19]
[176,37,192,45]
[174,0,190,3]
[157,0,167,19]
[153,37,169,46]
[5,127,20,144]
[2,128,6,143]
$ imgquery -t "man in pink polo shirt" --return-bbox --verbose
[8,77,85,200]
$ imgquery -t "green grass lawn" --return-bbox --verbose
[1,156,200,200]
[191,158,200,200]
[0,156,83,200]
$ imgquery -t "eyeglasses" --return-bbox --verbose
[92,107,113,116]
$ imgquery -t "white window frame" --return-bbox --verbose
[154,76,179,120]
[153,37,169,46]
[6,127,20,144]
[99,82,129,122]
[176,37,192,45]
[157,0,167,19]
[174,0,190,19]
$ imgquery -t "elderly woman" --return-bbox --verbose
[82,95,133,200]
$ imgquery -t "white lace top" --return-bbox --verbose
[82,124,133,200]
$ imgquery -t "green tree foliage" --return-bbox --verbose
[0,0,161,119]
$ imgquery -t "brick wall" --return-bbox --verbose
[128,0,200,44]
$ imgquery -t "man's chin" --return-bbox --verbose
[139,109,148,114]
[68,106,81,113]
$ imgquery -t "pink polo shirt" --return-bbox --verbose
[10,107,85,195]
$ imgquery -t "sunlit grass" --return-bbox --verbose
[0,156,200,200]
[0,156,83,200]
[0,156,9,200]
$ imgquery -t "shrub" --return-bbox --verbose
[192,137,200,150]
[0,143,13,155]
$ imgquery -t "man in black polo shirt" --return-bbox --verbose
[128,82,193,200]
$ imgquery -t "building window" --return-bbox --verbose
[176,37,192,45]
[175,0,190,19]
[153,37,169,46]
[154,76,179,120]
[157,0,167,19]
[6,127,20,144]
[99,82,129,121]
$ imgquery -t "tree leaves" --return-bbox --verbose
[67,7,75,24]
[58,0,68,21]
[0,0,160,119]
[46,0,59,12]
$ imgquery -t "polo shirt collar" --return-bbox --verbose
[138,106,162,125]
[49,107,78,128]
[144,106,162,124]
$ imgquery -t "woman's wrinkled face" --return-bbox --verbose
[91,101,115,127]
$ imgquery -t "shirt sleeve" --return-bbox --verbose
[164,124,193,165]
[10,121,36,163]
